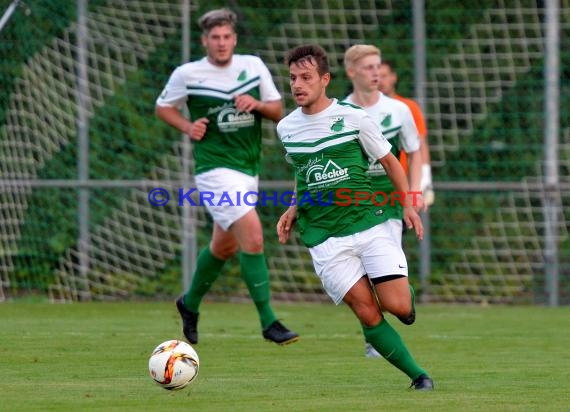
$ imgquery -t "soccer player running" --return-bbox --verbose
[276,44,434,390]
[379,60,434,207]
[155,8,298,346]
[343,45,423,358]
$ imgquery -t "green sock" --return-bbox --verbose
[362,318,427,380]
[183,247,226,313]
[240,252,277,329]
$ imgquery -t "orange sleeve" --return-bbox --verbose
[394,95,426,174]
[394,95,427,139]
[399,151,409,175]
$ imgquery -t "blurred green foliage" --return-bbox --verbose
[1,1,567,302]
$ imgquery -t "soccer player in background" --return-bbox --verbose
[155,8,298,346]
[343,44,423,358]
[276,44,434,390]
[379,60,434,207]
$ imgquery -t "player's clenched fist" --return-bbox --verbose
[187,118,209,141]
[234,94,259,113]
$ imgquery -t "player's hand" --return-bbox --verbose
[412,192,427,213]
[187,118,209,141]
[277,206,297,244]
[423,186,435,208]
[234,94,259,113]
[403,206,423,240]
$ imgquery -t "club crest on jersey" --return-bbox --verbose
[330,117,345,132]
[380,113,392,127]
[237,70,247,81]
[306,159,350,189]
[217,107,255,132]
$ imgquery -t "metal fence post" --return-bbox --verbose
[413,0,430,302]
[543,0,560,307]
[181,0,196,293]
[77,0,91,300]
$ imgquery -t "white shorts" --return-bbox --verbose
[386,218,403,245]
[308,223,408,305]
[195,168,258,230]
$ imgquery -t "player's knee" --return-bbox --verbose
[210,242,238,260]
[240,233,264,254]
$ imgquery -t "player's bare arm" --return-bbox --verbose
[234,96,283,122]
[406,149,426,212]
[379,152,424,240]
[155,105,209,141]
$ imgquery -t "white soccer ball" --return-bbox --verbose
[148,340,200,390]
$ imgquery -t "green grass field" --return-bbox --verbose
[1,302,569,411]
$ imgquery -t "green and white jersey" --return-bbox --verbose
[156,55,281,176]
[344,93,420,219]
[276,99,392,247]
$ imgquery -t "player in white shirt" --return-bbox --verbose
[156,8,298,346]
[343,45,424,358]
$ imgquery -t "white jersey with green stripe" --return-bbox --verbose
[344,92,419,181]
[277,99,393,247]
[156,55,281,176]
[344,93,420,220]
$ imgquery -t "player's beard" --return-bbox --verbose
[211,58,231,67]
[297,93,319,109]
[208,50,233,67]
[295,94,312,108]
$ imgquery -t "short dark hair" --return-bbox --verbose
[285,44,330,76]
[380,60,395,72]
[198,8,237,34]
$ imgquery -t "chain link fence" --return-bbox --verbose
[0,0,568,304]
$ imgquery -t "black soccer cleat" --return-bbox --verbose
[262,320,299,345]
[398,284,416,325]
[176,296,199,344]
[410,374,434,391]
